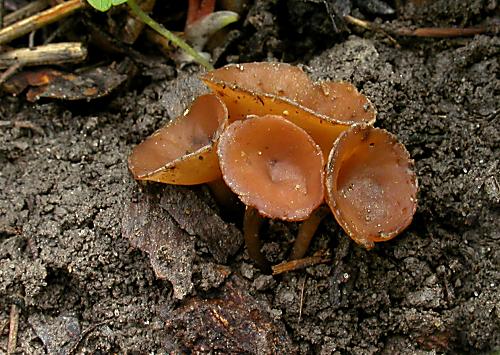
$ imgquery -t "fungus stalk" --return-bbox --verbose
[290,206,330,260]
[243,207,270,273]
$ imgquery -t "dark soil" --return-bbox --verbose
[1,0,499,353]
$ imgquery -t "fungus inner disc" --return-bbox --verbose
[128,94,225,178]
[218,115,324,221]
[328,125,417,243]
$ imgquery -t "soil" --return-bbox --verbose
[1,0,499,354]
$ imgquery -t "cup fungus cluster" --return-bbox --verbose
[128,62,418,271]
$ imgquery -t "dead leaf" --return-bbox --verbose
[163,275,295,353]
[159,185,243,263]
[122,187,195,300]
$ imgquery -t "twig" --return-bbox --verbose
[0,0,4,29]
[0,62,21,85]
[272,255,330,275]
[121,0,156,44]
[297,276,307,325]
[344,14,489,41]
[14,120,45,135]
[4,0,49,27]
[7,304,20,355]
[344,15,399,47]
[28,30,35,48]
[0,0,83,45]
[0,42,87,69]
[126,0,213,70]
[395,26,487,37]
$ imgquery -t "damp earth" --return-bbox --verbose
[1,1,499,353]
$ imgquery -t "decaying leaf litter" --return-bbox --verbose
[1,0,499,353]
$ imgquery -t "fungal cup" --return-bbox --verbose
[325,124,418,249]
[128,93,228,185]
[217,114,325,270]
[202,62,376,156]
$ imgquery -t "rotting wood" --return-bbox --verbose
[0,0,84,45]
[0,42,87,69]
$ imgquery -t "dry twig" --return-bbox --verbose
[7,304,20,355]
[344,14,489,43]
[272,254,330,275]
[0,0,83,45]
[4,0,49,27]
[0,42,87,69]
[0,62,21,85]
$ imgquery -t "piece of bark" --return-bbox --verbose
[163,275,294,354]
[0,42,87,69]
[122,189,195,300]
[159,185,243,263]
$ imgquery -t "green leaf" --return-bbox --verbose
[86,0,112,11]
[86,0,126,11]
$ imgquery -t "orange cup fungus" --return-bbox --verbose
[128,62,418,270]
[217,115,325,221]
[202,62,376,157]
[217,115,325,271]
[326,124,418,249]
[128,93,228,185]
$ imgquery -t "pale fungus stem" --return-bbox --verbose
[243,206,271,273]
[290,206,330,260]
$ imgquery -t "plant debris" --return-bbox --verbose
[3,61,132,101]
[163,275,294,353]
[122,187,195,300]
[158,184,242,264]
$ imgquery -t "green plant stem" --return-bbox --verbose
[126,0,213,70]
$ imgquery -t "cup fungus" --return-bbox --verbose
[202,62,376,156]
[325,124,418,249]
[217,115,325,270]
[127,62,419,272]
[128,93,228,185]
